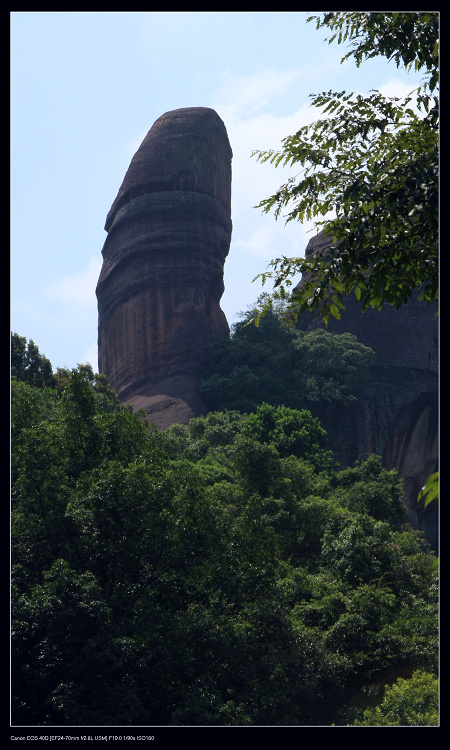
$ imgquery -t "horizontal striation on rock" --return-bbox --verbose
[105,107,232,231]
[96,107,233,427]
[97,192,232,321]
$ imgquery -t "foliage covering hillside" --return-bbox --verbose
[201,306,376,416]
[11,342,438,725]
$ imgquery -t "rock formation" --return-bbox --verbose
[96,107,232,429]
[296,231,438,549]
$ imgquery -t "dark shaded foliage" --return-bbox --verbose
[11,367,438,725]
[201,308,375,417]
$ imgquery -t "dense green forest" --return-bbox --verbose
[200,303,377,466]
[11,329,438,726]
[201,304,376,415]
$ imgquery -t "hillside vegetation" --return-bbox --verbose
[202,306,376,413]
[11,331,438,725]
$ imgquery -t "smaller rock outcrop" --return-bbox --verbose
[96,107,233,429]
[296,231,438,549]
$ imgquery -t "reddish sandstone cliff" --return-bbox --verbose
[96,107,232,429]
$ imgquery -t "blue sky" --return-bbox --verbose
[11,11,425,372]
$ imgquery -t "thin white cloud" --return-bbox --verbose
[233,220,309,258]
[216,66,425,241]
[233,225,282,259]
[47,256,102,309]
[215,67,303,121]
[226,105,315,221]
[211,67,324,314]
[79,340,99,372]
[213,68,321,223]
[378,76,420,100]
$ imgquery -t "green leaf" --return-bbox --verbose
[418,471,439,507]
[251,11,438,316]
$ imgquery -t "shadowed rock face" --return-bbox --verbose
[296,231,438,549]
[96,107,232,429]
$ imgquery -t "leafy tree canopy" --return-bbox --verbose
[252,12,439,323]
[201,299,375,417]
[11,332,119,408]
[352,670,439,726]
[11,333,54,389]
[11,361,438,725]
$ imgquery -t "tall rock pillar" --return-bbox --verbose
[96,107,232,429]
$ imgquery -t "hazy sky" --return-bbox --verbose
[11,11,425,372]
